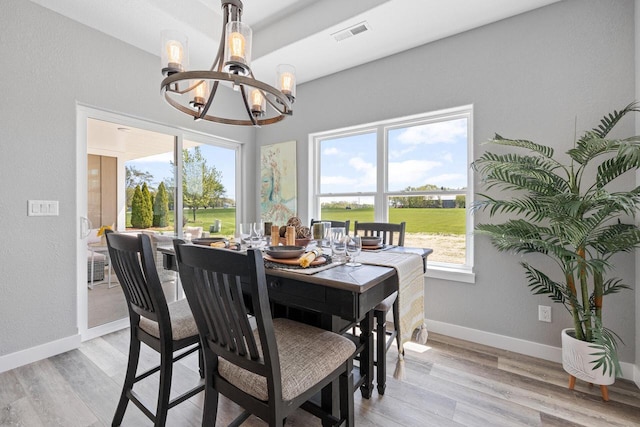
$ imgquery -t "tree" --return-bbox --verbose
[125,165,154,209]
[153,182,170,227]
[181,147,225,221]
[141,183,153,228]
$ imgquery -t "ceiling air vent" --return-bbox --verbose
[331,21,370,42]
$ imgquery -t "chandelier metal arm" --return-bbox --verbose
[198,80,220,120]
[160,0,295,126]
[240,85,259,126]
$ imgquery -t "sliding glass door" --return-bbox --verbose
[81,112,239,337]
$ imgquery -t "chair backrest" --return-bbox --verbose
[173,244,283,398]
[354,221,406,246]
[310,218,351,235]
[105,232,171,331]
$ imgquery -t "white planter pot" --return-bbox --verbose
[561,328,615,386]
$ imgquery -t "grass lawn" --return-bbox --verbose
[320,207,465,235]
[127,206,466,236]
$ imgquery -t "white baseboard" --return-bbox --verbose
[426,319,636,382]
[0,334,81,374]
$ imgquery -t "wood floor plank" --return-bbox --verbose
[397,357,544,426]
[0,395,46,427]
[428,362,638,427]
[0,370,26,407]
[2,329,638,426]
[13,358,98,427]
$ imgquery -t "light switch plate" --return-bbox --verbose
[28,200,59,216]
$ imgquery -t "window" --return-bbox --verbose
[311,105,473,279]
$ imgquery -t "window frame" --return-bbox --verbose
[309,105,475,283]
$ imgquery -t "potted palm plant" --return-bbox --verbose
[472,103,640,400]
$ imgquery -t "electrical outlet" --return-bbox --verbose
[538,305,551,322]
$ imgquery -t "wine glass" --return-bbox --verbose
[330,227,346,262]
[252,221,265,248]
[346,235,362,266]
[239,222,253,248]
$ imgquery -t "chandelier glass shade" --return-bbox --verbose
[160,0,295,126]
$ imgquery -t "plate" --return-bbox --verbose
[264,253,327,266]
[193,237,228,247]
[265,245,305,259]
[362,244,383,250]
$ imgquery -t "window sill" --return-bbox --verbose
[425,264,475,284]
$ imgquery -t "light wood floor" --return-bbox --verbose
[1,330,638,426]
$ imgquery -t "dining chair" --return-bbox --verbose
[173,243,356,427]
[353,221,406,395]
[310,218,350,235]
[105,231,204,427]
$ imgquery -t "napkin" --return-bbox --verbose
[299,249,322,267]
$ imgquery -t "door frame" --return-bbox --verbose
[76,104,243,341]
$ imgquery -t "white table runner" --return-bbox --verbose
[357,250,427,378]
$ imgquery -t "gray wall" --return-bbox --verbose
[258,0,637,363]
[0,0,251,356]
[1,0,637,371]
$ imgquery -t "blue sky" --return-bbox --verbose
[127,144,237,200]
[320,118,468,194]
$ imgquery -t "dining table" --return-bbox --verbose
[158,243,432,415]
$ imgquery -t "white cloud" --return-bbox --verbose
[323,147,341,156]
[395,118,467,146]
[388,159,442,187]
[348,157,377,188]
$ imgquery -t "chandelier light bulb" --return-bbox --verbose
[250,89,265,116]
[166,40,184,67]
[228,32,245,62]
[277,64,296,100]
[191,80,209,108]
[161,30,188,76]
[224,21,252,75]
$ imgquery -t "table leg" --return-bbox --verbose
[359,310,374,399]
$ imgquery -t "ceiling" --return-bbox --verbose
[40,0,562,160]
[31,0,561,85]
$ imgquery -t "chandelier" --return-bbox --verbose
[160,0,296,126]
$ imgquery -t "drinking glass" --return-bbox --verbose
[322,222,332,247]
[330,227,346,262]
[312,222,325,244]
[346,235,362,266]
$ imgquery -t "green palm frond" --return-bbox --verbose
[591,224,640,255]
[588,102,640,139]
[569,135,618,165]
[590,321,622,377]
[489,134,556,158]
[601,278,631,296]
[596,154,640,188]
[473,194,554,221]
[521,262,568,304]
